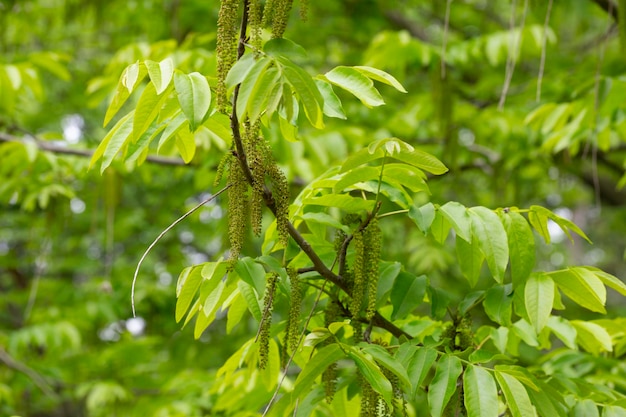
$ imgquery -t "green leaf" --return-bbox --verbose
[263,38,308,60]
[175,124,196,163]
[571,399,599,417]
[359,344,411,388]
[409,202,436,234]
[174,71,211,131]
[493,365,540,391]
[494,371,537,417]
[297,212,350,233]
[383,164,428,193]
[248,67,281,123]
[353,65,407,93]
[583,266,626,296]
[175,265,204,322]
[226,292,248,334]
[524,273,554,334]
[325,66,385,107]
[464,364,498,417]
[282,60,325,128]
[546,316,577,349]
[314,79,346,119]
[407,347,437,397]
[157,111,187,152]
[526,381,567,417]
[483,284,513,326]
[237,280,262,322]
[528,206,551,243]
[390,272,427,320]
[549,268,606,313]
[145,58,174,95]
[456,235,484,287]
[571,320,613,353]
[428,354,463,417]
[235,56,272,121]
[303,194,375,213]
[234,257,267,296]
[225,53,257,89]
[290,344,345,403]
[333,166,380,193]
[431,211,451,244]
[132,81,172,140]
[340,147,382,172]
[603,405,626,417]
[91,111,135,173]
[439,202,471,242]
[530,205,591,244]
[347,346,393,407]
[390,148,448,175]
[468,207,509,283]
[502,210,535,285]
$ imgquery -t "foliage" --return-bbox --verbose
[2,1,626,417]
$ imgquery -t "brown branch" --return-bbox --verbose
[0,133,187,166]
[591,0,619,21]
[0,347,58,398]
[228,2,409,340]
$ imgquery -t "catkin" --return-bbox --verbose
[364,218,381,321]
[216,0,239,112]
[248,0,262,50]
[259,272,279,369]
[350,228,366,320]
[227,158,248,268]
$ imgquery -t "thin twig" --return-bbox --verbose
[131,185,232,316]
[0,348,58,399]
[0,133,187,166]
[262,280,329,417]
[536,0,553,102]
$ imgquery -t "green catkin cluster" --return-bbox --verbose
[216,0,239,112]
[286,267,301,352]
[227,157,248,268]
[213,152,232,187]
[262,0,293,38]
[364,218,381,320]
[322,300,342,403]
[350,218,381,321]
[243,122,264,236]
[259,272,279,369]
[359,374,378,417]
[247,0,262,50]
[350,229,366,320]
[266,161,290,246]
[299,0,308,21]
[382,367,406,417]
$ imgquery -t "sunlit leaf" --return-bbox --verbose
[464,364,498,417]
[428,354,463,417]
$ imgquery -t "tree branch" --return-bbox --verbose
[0,132,187,166]
[591,0,619,21]
[0,347,58,398]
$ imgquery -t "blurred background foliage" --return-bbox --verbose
[1,0,626,416]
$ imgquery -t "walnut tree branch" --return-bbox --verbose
[0,132,186,166]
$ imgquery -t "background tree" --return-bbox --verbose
[1,1,626,416]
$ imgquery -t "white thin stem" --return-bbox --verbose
[262,280,328,417]
[498,0,528,110]
[131,185,231,317]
